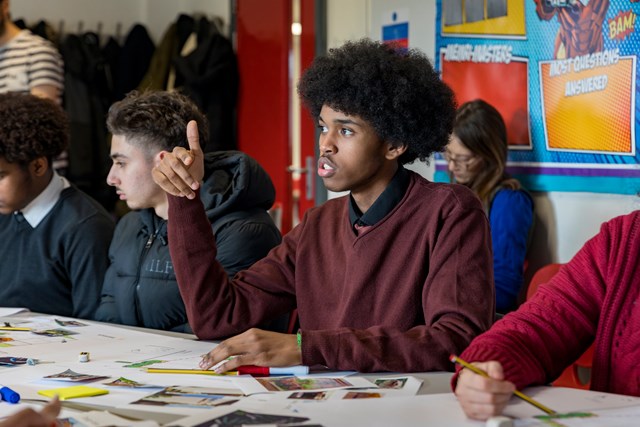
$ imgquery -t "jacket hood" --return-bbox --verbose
[134,151,274,238]
[200,151,276,222]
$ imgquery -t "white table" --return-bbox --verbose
[0,311,637,427]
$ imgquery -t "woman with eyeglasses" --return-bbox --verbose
[445,99,533,313]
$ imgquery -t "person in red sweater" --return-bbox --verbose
[152,39,495,373]
[453,211,640,420]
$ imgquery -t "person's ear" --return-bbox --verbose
[385,143,407,161]
[30,157,49,177]
[152,150,166,167]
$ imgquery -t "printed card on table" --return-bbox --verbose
[44,369,109,382]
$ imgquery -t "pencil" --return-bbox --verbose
[145,368,238,376]
[450,354,556,415]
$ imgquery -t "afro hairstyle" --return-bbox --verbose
[297,38,457,164]
[0,92,69,166]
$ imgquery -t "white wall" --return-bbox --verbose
[328,0,637,270]
[326,0,370,49]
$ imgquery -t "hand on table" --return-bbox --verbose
[454,361,516,421]
[200,328,302,372]
[152,120,204,199]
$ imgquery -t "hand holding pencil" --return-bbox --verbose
[451,355,556,421]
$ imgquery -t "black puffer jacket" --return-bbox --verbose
[95,151,281,332]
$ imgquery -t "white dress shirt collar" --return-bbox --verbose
[20,171,70,228]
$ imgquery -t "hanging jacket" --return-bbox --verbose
[173,21,238,152]
[138,15,238,152]
[113,24,154,101]
[60,33,114,211]
[137,22,179,92]
[95,151,282,332]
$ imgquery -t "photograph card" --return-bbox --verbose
[132,386,243,409]
[257,377,352,392]
[44,369,109,382]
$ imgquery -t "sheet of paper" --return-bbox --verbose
[531,405,640,427]
[0,307,30,317]
[504,386,640,419]
[60,410,161,426]
[3,312,639,427]
[130,385,242,409]
[513,388,640,427]
[176,393,483,427]
[366,375,422,396]
[252,376,377,393]
[256,375,423,402]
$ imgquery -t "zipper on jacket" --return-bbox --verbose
[133,230,157,325]
[145,233,156,249]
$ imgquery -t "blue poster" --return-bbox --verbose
[435,0,640,194]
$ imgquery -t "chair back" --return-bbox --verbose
[526,263,562,299]
[527,263,593,390]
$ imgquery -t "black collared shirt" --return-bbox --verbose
[349,166,410,233]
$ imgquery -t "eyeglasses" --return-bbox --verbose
[442,151,476,168]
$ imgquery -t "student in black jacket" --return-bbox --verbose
[95,90,281,332]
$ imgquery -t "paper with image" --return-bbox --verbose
[132,385,243,409]
[103,377,163,388]
[371,375,422,396]
[58,411,160,426]
[31,328,79,337]
[0,308,30,317]
[182,409,310,427]
[44,369,109,382]
[54,319,88,327]
[255,376,381,393]
[514,405,640,427]
[275,376,422,403]
[257,377,352,392]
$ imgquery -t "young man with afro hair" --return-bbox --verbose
[0,93,114,319]
[152,39,494,373]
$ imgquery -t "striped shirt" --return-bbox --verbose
[0,30,67,170]
[0,30,64,96]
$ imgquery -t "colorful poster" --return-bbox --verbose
[435,0,640,194]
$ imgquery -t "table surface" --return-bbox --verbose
[1,312,636,427]
[115,319,457,396]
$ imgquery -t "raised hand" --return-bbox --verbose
[152,120,205,199]
[199,328,302,373]
[454,361,516,420]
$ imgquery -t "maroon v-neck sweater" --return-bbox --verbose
[168,172,494,372]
